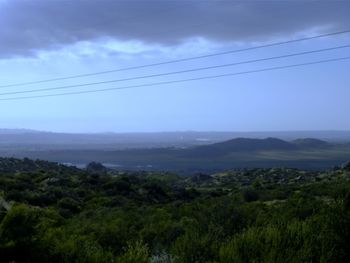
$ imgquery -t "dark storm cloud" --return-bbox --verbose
[0,0,349,58]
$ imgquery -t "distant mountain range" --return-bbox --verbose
[0,129,349,172]
[179,137,335,158]
[0,129,349,150]
[0,128,42,134]
[0,135,348,173]
[183,137,300,157]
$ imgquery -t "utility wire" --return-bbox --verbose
[1,56,349,101]
[1,29,350,89]
[1,44,349,96]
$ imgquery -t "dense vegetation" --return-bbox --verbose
[1,157,350,262]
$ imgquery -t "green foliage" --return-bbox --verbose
[116,241,150,263]
[241,188,259,202]
[0,204,61,262]
[220,222,315,263]
[41,228,115,263]
[172,229,218,263]
[1,158,350,262]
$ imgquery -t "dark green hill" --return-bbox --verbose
[292,138,330,148]
[182,137,297,157]
[0,157,81,174]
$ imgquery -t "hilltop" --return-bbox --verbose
[182,137,298,157]
[292,138,330,148]
[0,157,81,174]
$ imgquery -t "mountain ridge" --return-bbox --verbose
[292,138,330,148]
[182,137,298,157]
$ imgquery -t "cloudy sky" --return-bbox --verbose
[0,0,349,132]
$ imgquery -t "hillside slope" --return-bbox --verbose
[292,138,330,148]
[182,137,297,157]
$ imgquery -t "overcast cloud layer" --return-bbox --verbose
[0,0,350,58]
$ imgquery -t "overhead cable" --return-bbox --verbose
[1,56,349,101]
[1,44,349,96]
[1,29,349,88]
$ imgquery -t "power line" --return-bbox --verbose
[1,56,349,102]
[1,44,349,96]
[1,29,350,89]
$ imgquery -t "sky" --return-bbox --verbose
[0,0,349,133]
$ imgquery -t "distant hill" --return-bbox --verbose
[0,137,349,172]
[0,132,350,172]
[292,138,330,148]
[0,129,350,151]
[0,128,42,134]
[182,138,297,157]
